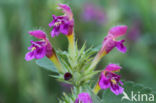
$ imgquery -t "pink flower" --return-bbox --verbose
[49,4,74,37]
[75,93,92,103]
[25,30,53,61]
[101,25,127,54]
[98,64,124,95]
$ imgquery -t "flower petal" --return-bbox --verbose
[29,30,46,39]
[102,37,116,53]
[108,25,127,38]
[105,64,121,72]
[60,23,69,35]
[119,80,124,85]
[45,42,53,58]
[110,84,124,95]
[34,47,46,59]
[58,4,73,19]
[25,51,35,61]
[99,73,111,89]
[51,26,60,37]
[49,21,54,27]
[75,93,92,103]
[28,45,33,50]
[49,15,57,27]
[116,40,127,53]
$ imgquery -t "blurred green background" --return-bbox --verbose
[0,0,156,103]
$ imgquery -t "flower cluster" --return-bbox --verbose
[25,4,128,103]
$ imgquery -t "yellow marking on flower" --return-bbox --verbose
[111,79,117,84]
[113,38,116,41]
[31,47,36,51]
[55,21,61,26]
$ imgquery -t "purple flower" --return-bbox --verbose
[75,93,92,103]
[98,64,124,95]
[100,25,127,54]
[82,3,106,24]
[49,4,74,37]
[25,30,53,61]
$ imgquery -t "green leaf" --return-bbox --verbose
[36,57,58,73]
[101,81,156,103]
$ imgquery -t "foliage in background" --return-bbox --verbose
[0,0,156,103]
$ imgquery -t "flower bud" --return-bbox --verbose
[75,93,92,103]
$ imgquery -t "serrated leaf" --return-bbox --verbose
[36,57,58,73]
[101,81,156,103]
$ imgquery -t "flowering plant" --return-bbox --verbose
[24,4,145,103]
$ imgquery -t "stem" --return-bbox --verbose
[49,53,64,73]
[93,82,101,95]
